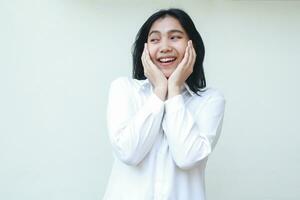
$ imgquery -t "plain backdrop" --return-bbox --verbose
[0,0,299,199]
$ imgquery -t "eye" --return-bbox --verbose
[149,38,159,43]
[170,35,182,40]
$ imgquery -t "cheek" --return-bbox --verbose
[175,43,188,59]
[147,45,157,61]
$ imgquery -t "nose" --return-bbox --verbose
[159,39,172,53]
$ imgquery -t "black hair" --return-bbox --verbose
[132,8,206,94]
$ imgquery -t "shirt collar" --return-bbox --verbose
[138,79,195,96]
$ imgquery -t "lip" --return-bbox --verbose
[157,56,176,60]
[156,56,177,67]
[156,58,177,67]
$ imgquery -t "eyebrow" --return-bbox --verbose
[148,29,185,36]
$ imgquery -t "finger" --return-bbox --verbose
[141,50,146,69]
[191,41,196,66]
[189,43,196,73]
[186,41,195,73]
[189,40,195,62]
[145,46,157,70]
[141,43,146,62]
[144,51,152,68]
[142,43,150,76]
[144,43,164,79]
[188,41,193,64]
[143,43,150,67]
[191,41,196,58]
[179,42,190,69]
[145,45,153,64]
[183,41,191,68]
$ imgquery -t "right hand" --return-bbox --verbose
[141,43,167,100]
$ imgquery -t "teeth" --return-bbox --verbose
[159,57,176,63]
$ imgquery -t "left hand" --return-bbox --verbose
[168,40,196,98]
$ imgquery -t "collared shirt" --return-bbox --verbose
[103,77,226,200]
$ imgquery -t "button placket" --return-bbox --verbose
[154,131,167,200]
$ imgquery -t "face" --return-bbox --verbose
[147,16,189,78]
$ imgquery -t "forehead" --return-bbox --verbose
[149,15,186,34]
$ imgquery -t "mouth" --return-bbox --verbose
[157,57,177,66]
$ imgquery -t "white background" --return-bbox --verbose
[0,0,299,199]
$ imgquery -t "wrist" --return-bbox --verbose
[167,80,182,90]
[167,85,181,99]
[154,86,167,101]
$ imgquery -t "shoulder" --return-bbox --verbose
[191,87,226,115]
[109,76,147,92]
[110,76,130,86]
[196,87,226,103]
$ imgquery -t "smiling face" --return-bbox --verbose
[147,16,189,78]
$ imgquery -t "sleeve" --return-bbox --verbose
[106,77,165,166]
[162,91,226,170]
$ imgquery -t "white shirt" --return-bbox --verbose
[103,77,226,200]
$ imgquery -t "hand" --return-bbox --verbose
[141,43,168,100]
[167,40,196,98]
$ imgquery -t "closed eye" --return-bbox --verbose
[149,38,159,43]
[170,36,182,40]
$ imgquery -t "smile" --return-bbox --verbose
[158,57,176,63]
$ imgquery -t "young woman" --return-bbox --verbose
[103,8,226,200]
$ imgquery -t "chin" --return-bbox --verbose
[161,71,169,77]
[162,69,174,79]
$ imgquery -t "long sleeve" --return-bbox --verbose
[107,77,164,166]
[163,91,226,170]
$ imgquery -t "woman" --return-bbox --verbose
[103,8,226,200]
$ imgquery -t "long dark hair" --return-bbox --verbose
[132,8,206,94]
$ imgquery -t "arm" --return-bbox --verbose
[107,77,164,166]
[163,93,226,170]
